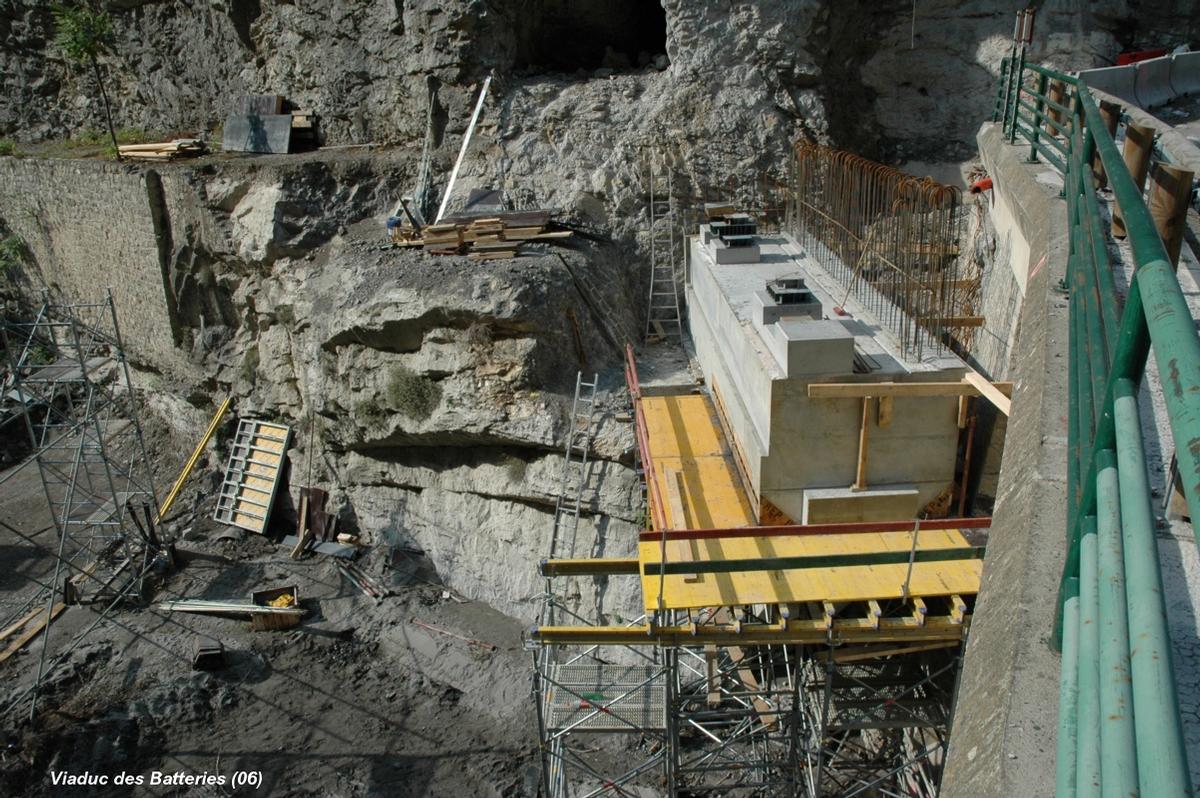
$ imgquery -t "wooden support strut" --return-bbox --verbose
[807,379,1014,400]
[643,546,986,577]
[852,396,872,491]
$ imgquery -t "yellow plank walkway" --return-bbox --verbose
[638,392,981,614]
[638,529,981,613]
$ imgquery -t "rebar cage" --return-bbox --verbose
[786,144,975,361]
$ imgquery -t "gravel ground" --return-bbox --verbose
[0,413,539,798]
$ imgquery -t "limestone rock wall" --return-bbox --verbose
[2,0,1186,166]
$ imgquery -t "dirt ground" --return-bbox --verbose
[0,413,540,798]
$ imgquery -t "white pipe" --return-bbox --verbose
[435,75,492,223]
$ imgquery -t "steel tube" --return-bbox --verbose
[1111,123,1155,239]
[1094,452,1138,797]
[1075,516,1102,797]
[1056,583,1081,798]
[1072,85,1200,553]
[1113,379,1194,798]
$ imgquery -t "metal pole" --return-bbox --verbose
[1111,124,1155,239]
[1056,583,1081,798]
[435,74,492,224]
[1147,162,1194,268]
[1094,452,1138,797]
[1113,379,1194,797]
[1075,516,1102,797]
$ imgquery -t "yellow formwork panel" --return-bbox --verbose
[641,394,756,530]
[638,528,981,612]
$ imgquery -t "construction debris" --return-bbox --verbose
[0,604,66,664]
[336,560,391,601]
[157,584,305,630]
[118,139,207,161]
[250,585,303,630]
[191,638,226,670]
[409,617,496,651]
[157,599,305,618]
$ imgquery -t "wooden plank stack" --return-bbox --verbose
[421,223,466,255]
[118,139,207,161]
[406,210,571,260]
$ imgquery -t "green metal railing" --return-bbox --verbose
[995,55,1200,797]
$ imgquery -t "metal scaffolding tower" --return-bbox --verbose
[528,356,969,796]
[1,291,161,715]
[643,151,684,343]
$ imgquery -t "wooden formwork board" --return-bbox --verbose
[213,419,291,534]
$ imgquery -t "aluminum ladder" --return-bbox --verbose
[644,153,683,343]
[548,372,598,561]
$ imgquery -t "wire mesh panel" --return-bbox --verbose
[546,663,667,732]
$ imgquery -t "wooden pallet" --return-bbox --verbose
[213,419,291,534]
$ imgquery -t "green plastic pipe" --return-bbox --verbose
[1079,88,1200,545]
[1076,516,1102,798]
[1094,452,1139,797]
[1113,379,1194,797]
[1057,583,1081,798]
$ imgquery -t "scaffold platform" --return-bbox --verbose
[534,383,983,647]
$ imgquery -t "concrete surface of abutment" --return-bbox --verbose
[938,122,1072,798]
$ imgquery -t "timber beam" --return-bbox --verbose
[540,557,640,577]
[807,379,1014,400]
[642,546,986,577]
[529,617,970,647]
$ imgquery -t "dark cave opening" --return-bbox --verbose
[510,0,668,74]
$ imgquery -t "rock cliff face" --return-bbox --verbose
[2,0,1188,160]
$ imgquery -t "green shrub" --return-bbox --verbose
[0,236,24,275]
[115,127,148,144]
[0,139,16,156]
[355,399,388,428]
[385,366,442,421]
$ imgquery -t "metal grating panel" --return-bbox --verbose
[546,664,667,733]
[213,418,290,534]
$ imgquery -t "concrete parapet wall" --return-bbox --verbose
[940,122,1071,798]
[1079,50,1200,110]
[0,158,179,367]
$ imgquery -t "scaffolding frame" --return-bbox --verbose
[529,356,971,796]
[1,290,160,717]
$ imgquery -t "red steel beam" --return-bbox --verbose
[625,344,667,531]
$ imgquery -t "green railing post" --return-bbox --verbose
[1030,72,1048,162]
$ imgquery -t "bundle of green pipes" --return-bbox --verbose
[994,56,1200,797]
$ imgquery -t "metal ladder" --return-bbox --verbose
[644,152,684,343]
[548,372,599,561]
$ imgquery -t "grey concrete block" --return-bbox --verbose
[754,289,821,325]
[768,318,854,377]
[801,485,920,523]
[710,238,760,264]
